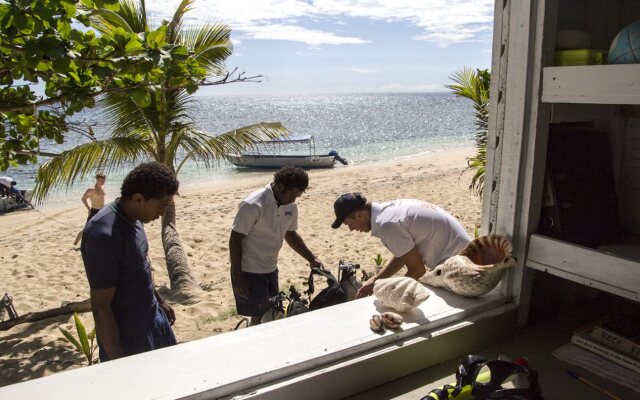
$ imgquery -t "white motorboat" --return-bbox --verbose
[0,176,33,212]
[227,135,348,169]
[0,189,33,212]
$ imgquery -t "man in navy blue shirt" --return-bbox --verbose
[81,162,179,361]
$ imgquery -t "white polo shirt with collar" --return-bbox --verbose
[370,199,470,269]
[232,184,298,274]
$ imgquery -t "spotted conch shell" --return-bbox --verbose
[373,277,431,312]
[419,234,517,297]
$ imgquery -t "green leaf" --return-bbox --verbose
[62,2,76,18]
[57,20,72,38]
[147,27,167,49]
[130,88,151,107]
[59,327,83,353]
[74,313,91,359]
[1,12,13,29]
[125,37,143,52]
[52,58,71,73]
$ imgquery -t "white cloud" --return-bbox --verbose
[343,67,378,74]
[237,24,367,45]
[146,0,494,47]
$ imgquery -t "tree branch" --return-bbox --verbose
[14,150,62,158]
[0,70,262,113]
[0,299,91,331]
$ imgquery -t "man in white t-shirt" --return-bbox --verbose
[331,192,470,298]
[230,167,323,325]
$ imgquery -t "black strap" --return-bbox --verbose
[307,267,340,295]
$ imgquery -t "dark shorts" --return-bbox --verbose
[86,208,100,223]
[98,304,177,362]
[233,270,279,317]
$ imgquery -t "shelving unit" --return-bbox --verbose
[542,64,640,104]
[527,234,640,301]
[483,0,640,323]
[530,46,640,303]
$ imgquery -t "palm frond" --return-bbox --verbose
[167,0,195,43]
[448,67,490,198]
[99,94,154,138]
[90,0,147,34]
[174,122,288,174]
[33,136,152,202]
[179,23,232,75]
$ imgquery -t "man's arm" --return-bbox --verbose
[399,247,427,279]
[153,288,176,326]
[357,247,426,298]
[81,189,93,210]
[90,287,124,360]
[284,230,322,269]
[229,230,249,297]
[357,257,404,298]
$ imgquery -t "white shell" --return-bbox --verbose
[373,277,431,312]
[369,314,385,332]
[419,235,516,297]
[380,311,403,329]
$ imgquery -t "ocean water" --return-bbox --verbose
[4,92,475,208]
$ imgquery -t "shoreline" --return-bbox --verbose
[0,146,480,387]
[11,146,473,214]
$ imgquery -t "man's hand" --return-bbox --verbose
[309,257,323,270]
[232,270,250,298]
[357,276,376,298]
[160,302,176,325]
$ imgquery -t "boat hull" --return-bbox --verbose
[227,154,337,169]
[0,189,33,212]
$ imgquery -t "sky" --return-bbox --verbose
[146,0,495,95]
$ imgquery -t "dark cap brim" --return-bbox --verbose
[331,217,344,229]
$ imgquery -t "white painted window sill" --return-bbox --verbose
[0,288,510,400]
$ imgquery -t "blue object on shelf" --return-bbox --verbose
[608,19,640,64]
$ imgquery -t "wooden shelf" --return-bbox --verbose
[526,234,640,302]
[542,65,640,105]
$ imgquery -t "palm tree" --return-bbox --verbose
[34,0,286,302]
[446,67,490,197]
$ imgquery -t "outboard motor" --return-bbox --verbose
[328,149,349,165]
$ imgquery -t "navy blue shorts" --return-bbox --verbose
[98,304,177,362]
[233,270,279,317]
[86,208,100,223]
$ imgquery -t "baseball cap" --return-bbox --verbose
[331,192,367,229]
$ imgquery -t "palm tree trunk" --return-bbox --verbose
[161,202,202,303]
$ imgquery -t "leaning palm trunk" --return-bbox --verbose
[161,202,202,303]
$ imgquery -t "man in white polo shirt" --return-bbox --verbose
[230,166,323,325]
[330,192,470,298]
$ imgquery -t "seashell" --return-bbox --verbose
[380,311,403,329]
[419,235,517,297]
[369,314,385,333]
[373,277,431,312]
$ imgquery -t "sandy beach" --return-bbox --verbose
[0,147,481,387]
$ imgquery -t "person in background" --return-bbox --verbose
[74,173,107,246]
[0,176,31,207]
[330,192,470,298]
[81,162,178,361]
[0,176,12,197]
[230,166,323,325]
